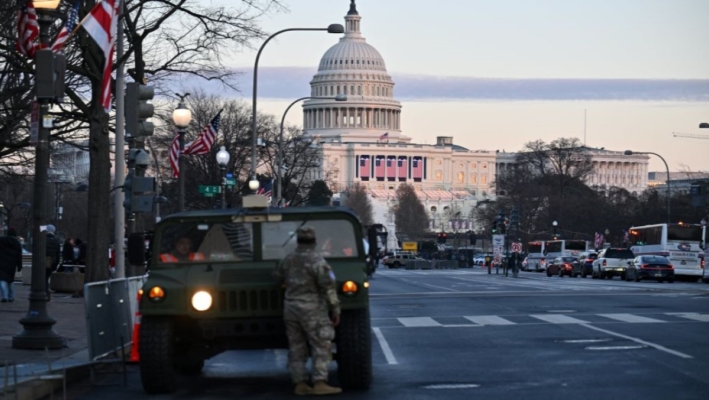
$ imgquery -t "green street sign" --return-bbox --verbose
[199,185,221,195]
[225,178,236,187]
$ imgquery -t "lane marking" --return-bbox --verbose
[530,314,590,324]
[598,313,667,323]
[397,317,442,327]
[666,313,709,322]
[419,282,459,292]
[372,328,398,365]
[443,324,481,328]
[586,345,646,351]
[579,324,693,359]
[464,315,516,326]
[561,339,613,343]
[423,383,480,389]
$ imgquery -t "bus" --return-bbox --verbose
[544,240,591,260]
[525,241,545,272]
[628,223,706,281]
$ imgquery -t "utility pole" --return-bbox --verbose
[114,1,126,278]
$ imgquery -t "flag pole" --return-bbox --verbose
[113,0,126,278]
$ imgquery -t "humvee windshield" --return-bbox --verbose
[156,219,360,265]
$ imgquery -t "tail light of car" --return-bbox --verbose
[639,264,649,269]
[586,258,593,263]
[702,259,705,269]
[564,263,572,269]
[668,264,674,269]
[602,260,607,266]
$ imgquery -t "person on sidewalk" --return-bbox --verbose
[0,228,23,303]
[60,237,76,272]
[273,226,342,396]
[45,225,61,301]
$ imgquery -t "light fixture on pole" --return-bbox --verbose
[172,94,192,212]
[625,150,671,223]
[250,24,344,196]
[216,146,230,210]
[552,220,558,239]
[14,0,64,350]
[275,94,347,205]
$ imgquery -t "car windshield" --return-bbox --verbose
[157,222,254,264]
[641,255,670,264]
[261,219,360,260]
[604,249,635,259]
[562,257,578,262]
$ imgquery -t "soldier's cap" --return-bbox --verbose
[296,226,316,243]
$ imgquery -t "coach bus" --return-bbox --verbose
[525,241,546,271]
[628,223,706,281]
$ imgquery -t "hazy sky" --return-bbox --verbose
[201,0,709,172]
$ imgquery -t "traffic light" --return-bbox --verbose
[123,171,157,214]
[491,219,498,234]
[35,49,66,102]
[437,232,448,244]
[510,207,520,228]
[125,82,155,142]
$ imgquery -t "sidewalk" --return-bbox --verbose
[0,280,89,393]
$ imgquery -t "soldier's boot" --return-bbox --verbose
[294,382,314,396]
[312,381,342,395]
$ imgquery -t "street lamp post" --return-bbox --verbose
[173,94,192,212]
[250,24,344,194]
[275,94,346,206]
[552,220,558,239]
[216,146,230,210]
[13,0,64,350]
[625,150,671,223]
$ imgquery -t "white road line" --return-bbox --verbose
[666,313,709,322]
[586,345,646,351]
[419,282,459,292]
[529,314,590,324]
[579,324,693,359]
[397,317,442,327]
[372,328,398,365]
[464,315,516,326]
[443,324,481,328]
[598,313,667,323]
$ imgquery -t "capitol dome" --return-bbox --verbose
[303,1,408,143]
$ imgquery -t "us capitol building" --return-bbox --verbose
[302,1,649,247]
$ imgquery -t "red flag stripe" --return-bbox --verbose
[169,134,180,178]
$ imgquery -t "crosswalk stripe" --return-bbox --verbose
[529,314,590,324]
[666,313,709,322]
[598,313,667,323]
[464,316,516,325]
[397,317,442,327]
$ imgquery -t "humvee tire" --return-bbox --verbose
[336,308,373,390]
[139,317,176,394]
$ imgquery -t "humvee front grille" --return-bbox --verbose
[217,289,282,312]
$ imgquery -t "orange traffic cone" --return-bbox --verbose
[128,290,142,363]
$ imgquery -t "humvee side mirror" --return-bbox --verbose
[128,232,147,266]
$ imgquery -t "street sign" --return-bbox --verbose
[402,241,417,251]
[30,101,39,146]
[225,178,236,187]
[512,242,523,253]
[198,185,221,195]
[226,172,233,179]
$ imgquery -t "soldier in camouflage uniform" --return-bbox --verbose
[274,226,342,396]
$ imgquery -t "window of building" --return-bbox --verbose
[344,86,348,95]
[430,206,437,212]
[457,172,464,183]
[435,170,442,181]
[482,175,487,184]
[471,175,477,184]
[358,86,362,95]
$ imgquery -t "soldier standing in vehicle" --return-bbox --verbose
[274,226,342,396]
[159,236,204,262]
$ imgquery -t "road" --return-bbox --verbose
[67,267,709,399]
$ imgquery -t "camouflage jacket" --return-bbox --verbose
[274,244,340,317]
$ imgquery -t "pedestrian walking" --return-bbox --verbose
[45,225,61,301]
[273,226,342,396]
[0,228,23,303]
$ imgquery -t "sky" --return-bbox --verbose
[200,0,709,172]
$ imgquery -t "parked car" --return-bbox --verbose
[626,255,675,283]
[579,251,598,278]
[546,256,582,277]
[382,252,419,268]
[592,248,635,280]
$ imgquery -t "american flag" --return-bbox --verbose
[375,156,385,179]
[594,232,604,249]
[16,1,39,58]
[169,133,180,178]
[623,230,630,244]
[257,179,273,197]
[51,0,81,53]
[81,0,120,112]
[412,157,423,180]
[397,157,407,181]
[379,132,389,142]
[359,156,370,179]
[386,156,396,180]
[184,111,222,155]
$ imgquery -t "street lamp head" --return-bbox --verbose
[552,220,558,227]
[700,123,709,129]
[248,178,260,192]
[624,150,633,156]
[701,218,707,227]
[216,146,230,167]
[33,0,60,9]
[334,94,347,101]
[172,96,192,128]
[327,24,345,34]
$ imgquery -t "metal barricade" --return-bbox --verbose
[404,260,433,270]
[84,276,146,362]
[434,260,459,269]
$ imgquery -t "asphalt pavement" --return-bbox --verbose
[65,267,709,399]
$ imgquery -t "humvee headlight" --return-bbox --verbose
[191,291,213,311]
[342,281,358,295]
[148,286,165,302]
[363,282,370,289]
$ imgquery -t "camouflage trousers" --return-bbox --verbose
[284,314,335,384]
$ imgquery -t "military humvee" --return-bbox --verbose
[128,196,375,394]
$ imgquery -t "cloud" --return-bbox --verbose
[171,67,709,102]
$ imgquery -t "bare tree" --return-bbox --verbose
[343,183,373,227]
[393,184,428,241]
